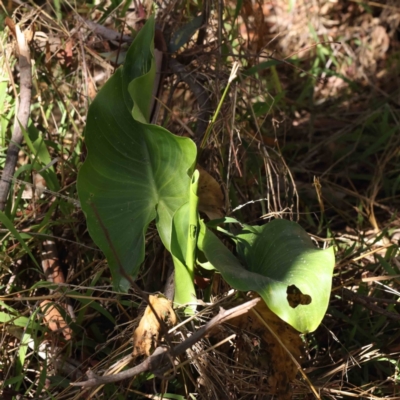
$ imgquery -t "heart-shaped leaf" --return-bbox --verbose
[77,17,197,290]
[198,219,335,332]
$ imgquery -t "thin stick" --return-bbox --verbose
[71,297,260,387]
[1,174,81,206]
[341,288,400,322]
[0,24,32,210]
[199,62,239,150]
[80,18,132,43]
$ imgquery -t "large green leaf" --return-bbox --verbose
[198,219,335,332]
[171,170,199,308]
[77,17,197,290]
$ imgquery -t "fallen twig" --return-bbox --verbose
[80,18,133,44]
[71,297,260,388]
[0,24,32,210]
[341,287,400,322]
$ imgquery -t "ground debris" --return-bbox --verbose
[132,295,177,358]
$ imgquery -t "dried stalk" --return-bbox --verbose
[71,297,260,388]
[0,25,32,210]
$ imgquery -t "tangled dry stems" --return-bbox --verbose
[1,0,400,399]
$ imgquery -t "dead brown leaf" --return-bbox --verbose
[64,38,74,68]
[5,17,16,38]
[230,296,304,400]
[197,165,225,220]
[132,295,177,358]
[40,300,72,341]
[87,76,97,100]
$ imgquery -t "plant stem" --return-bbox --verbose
[199,62,239,151]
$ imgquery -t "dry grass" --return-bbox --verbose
[0,0,400,399]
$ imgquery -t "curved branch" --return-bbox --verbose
[81,18,133,43]
[71,297,260,388]
[0,25,32,211]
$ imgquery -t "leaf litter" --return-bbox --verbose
[1,0,400,399]
[132,294,177,358]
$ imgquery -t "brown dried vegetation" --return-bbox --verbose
[1,0,400,399]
